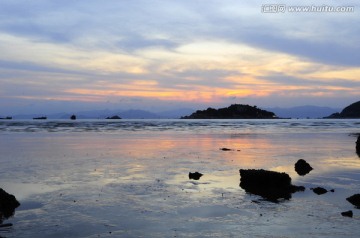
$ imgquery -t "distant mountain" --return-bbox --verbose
[181,104,277,119]
[266,106,340,119]
[325,101,360,118]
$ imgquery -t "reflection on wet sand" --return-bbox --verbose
[1,132,360,237]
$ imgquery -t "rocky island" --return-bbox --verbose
[325,101,360,118]
[106,115,122,119]
[33,116,47,120]
[181,104,277,119]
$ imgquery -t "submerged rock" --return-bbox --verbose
[189,172,203,180]
[239,169,305,202]
[346,194,360,208]
[341,210,353,218]
[311,187,328,195]
[0,188,20,223]
[294,159,313,176]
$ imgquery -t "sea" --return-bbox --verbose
[1,119,360,237]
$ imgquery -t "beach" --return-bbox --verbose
[1,119,360,237]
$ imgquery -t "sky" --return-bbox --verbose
[0,0,359,115]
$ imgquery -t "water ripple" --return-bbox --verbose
[0,119,359,134]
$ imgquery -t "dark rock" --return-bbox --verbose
[330,189,335,193]
[0,117,12,120]
[356,135,360,157]
[106,115,122,119]
[341,210,353,218]
[70,115,76,120]
[0,188,20,224]
[311,187,328,195]
[33,116,47,120]
[0,223,13,227]
[346,194,360,208]
[189,172,203,180]
[239,169,304,202]
[181,104,278,119]
[220,148,232,151]
[294,159,313,176]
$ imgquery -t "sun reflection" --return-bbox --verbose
[48,132,360,198]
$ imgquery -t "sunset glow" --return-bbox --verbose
[0,1,359,114]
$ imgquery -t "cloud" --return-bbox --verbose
[1,1,359,67]
[203,2,360,67]
[0,60,82,75]
[261,72,360,89]
[116,35,179,52]
[238,32,360,67]
[0,0,359,113]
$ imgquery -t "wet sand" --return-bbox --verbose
[1,131,360,237]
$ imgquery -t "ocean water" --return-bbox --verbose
[0,119,359,134]
[1,119,360,237]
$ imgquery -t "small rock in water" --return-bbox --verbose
[294,159,313,176]
[311,187,328,195]
[189,172,203,180]
[220,148,232,151]
[346,194,360,208]
[341,210,353,218]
